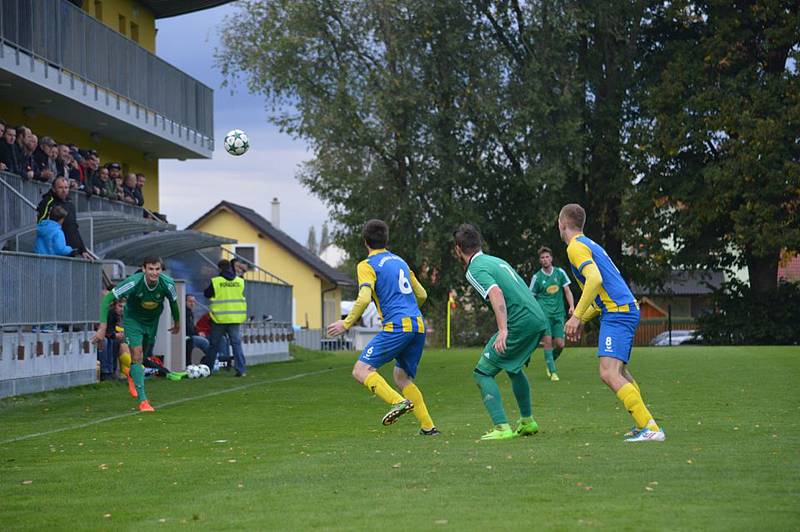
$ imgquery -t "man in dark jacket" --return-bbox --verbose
[36,176,92,260]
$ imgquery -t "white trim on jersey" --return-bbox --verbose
[559,267,571,287]
[466,269,490,300]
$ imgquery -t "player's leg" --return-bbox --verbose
[542,332,556,378]
[474,337,514,440]
[393,333,436,434]
[118,343,136,397]
[506,328,542,435]
[128,344,154,411]
[598,314,662,440]
[353,332,412,424]
[552,314,566,362]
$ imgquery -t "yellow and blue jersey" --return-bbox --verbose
[357,249,425,333]
[566,234,637,314]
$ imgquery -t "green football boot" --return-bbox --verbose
[480,425,516,441]
[515,418,540,436]
[166,371,187,381]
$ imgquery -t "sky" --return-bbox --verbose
[155,4,327,244]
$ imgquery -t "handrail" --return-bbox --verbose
[195,249,292,287]
[0,173,37,210]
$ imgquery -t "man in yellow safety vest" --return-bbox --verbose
[202,259,248,376]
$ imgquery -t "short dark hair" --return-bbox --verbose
[453,223,482,254]
[538,246,552,256]
[142,256,162,268]
[559,204,586,230]
[218,259,231,271]
[50,205,68,222]
[362,219,389,249]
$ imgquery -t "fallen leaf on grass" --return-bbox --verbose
[392,463,401,468]
[21,480,33,485]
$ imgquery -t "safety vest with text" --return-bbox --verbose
[209,276,247,324]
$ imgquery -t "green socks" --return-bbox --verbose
[553,346,563,361]
[130,363,147,401]
[508,370,532,418]
[544,349,557,374]
[473,371,507,425]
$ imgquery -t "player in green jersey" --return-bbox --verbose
[93,256,180,412]
[454,224,548,441]
[529,246,575,381]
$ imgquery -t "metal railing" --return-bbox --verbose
[0,0,213,138]
[0,251,103,326]
[0,170,146,238]
[293,328,354,351]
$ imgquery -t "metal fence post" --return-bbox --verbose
[668,304,672,347]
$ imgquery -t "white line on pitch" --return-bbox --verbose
[0,367,337,445]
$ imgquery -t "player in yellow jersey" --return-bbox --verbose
[327,220,438,435]
[559,204,665,442]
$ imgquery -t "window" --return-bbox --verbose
[118,14,126,35]
[93,1,103,20]
[130,22,139,43]
[233,245,257,269]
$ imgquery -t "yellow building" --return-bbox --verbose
[188,201,353,329]
[0,1,230,210]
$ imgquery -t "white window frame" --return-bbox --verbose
[233,243,258,269]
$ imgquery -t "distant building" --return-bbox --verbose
[188,200,354,329]
[632,270,724,319]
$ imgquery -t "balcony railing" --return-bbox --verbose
[0,0,213,138]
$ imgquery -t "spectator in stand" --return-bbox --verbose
[81,151,99,193]
[185,294,214,366]
[33,136,58,183]
[34,205,75,257]
[108,162,123,200]
[91,165,115,199]
[20,131,38,180]
[10,126,31,177]
[99,300,125,381]
[134,173,146,206]
[55,144,72,180]
[122,173,139,204]
[0,120,6,171]
[37,176,92,260]
[72,149,90,190]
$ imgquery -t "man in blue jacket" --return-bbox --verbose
[34,205,76,257]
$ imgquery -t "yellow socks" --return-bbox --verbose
[402,383,435,431]
[364,372,404,405]
[630,379,641,395]
[616,383,659,431]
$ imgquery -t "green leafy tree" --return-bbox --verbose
[630,1,800,293]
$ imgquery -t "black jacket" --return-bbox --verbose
[186,306,198,337]
[36,190,86,253]
[204,268,237,299]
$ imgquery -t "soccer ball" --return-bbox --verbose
[224,129,249,156]
[197,364,211,378]
[186,364,202,379]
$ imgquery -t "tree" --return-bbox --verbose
[306,225,318,255]
[319,222,330,252]
[630,1,800,293]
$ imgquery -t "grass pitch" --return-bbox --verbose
[1,345,798,530]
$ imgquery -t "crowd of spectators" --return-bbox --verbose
[0,120,147,207]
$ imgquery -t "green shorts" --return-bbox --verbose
[543,314,566,339]
[122,316,158,349]
[476,325,546,375]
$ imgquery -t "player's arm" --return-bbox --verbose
[487,286,508,354]
[328,262,375,336]
[166,281,181,333]
[409,270,427,307]
[572,262,603,321]
[561,270,575,315]
[529,272,539,296]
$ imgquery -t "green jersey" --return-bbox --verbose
[466,252,546,329]
[529,267,571,317]
[101,272,179,325]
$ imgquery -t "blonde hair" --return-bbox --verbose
[559,204,586,230]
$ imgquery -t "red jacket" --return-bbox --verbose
[196,313,212,336]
